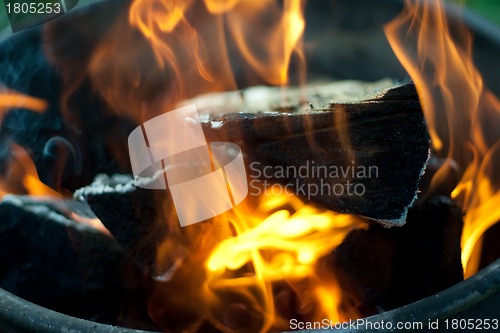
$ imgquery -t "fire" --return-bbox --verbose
[203,194,365,332]
[146,192,365,332]
[207,196,362,279]
[127,3,343,327]
[0,143,61,199]
[0,90,53,198]
[219,0,306,85]
[385,0,500,277]
[129,0,306,93]
[0,90,46,124]
[129,0,213,87]
[0,91,108,234]
[129,0,499,330]
[2,0,497,331]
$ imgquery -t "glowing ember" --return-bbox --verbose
[125,0,500,329]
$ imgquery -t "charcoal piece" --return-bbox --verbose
[0,195,130,319]
[316,196,464,317]
[199,83,430,225]
[74,174,172,276]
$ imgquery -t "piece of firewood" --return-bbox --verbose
[195,82,429,225]
[76,83,429,277]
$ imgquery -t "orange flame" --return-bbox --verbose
[0,90,47,123]
[220,0,306,85]
[0,90,51,198]
[125,0,500,330]
[0,144,61,199]
[385,0,500,276]
[129,0,306,93]
[129,0,213,88]
[148,193,365,332]
[0,91,103,235]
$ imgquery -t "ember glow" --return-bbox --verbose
[385,0,500,277]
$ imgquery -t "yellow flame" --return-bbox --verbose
[385,0,500,276]
[314,284,342,323]
[204,194,365,331]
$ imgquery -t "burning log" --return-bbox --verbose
[0,195,134,321]
[75,82,429,275]
[316,196,464,317]
[197,82,430,225]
